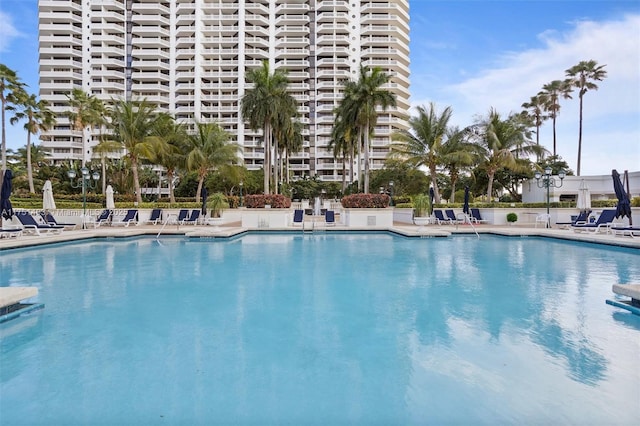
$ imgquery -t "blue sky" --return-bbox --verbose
[1,0,639,176]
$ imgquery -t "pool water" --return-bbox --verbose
[1,234,639,425]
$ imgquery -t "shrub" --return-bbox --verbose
[412,194,430,217]
[341,193,390,208]
[506,212,518,223]
[244,194,292,208]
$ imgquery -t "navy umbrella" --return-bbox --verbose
[1,169,14,220]
[201,187,208,216]
[612,169,632,224]
[429,187,435,215]
[462,186,470,215]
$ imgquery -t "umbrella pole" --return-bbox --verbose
[625,170,632,225]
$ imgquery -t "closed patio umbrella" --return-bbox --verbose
[576,179,591,213]
[1,169,14,220]
[106,185,115,209]
[462,186,470,215]
[201,187,208,216]
[429,187,435,215]
[42,180,57,211]
[612,169,632,225]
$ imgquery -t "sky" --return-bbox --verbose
[1,0,639,176]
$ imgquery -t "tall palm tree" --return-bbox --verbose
[338,65,396,193]
[186,121,239,201]
[440,127,478,202]
[391,102,452,203]
[521,94,548,149]
[274,116,303,185]
[92,138,124,194]
[109,98,162,204]
[565,60,607,176]
[151,113,187,203]
[9,93,56,193]
[329,114,358,192]
[475,109,546,200]
[0,64,26,191]
[241,61,296,194]
[539,80,573,156]
[67,88,106,166]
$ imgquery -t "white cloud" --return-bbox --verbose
[0,11,21,53]
[411,14,640,175]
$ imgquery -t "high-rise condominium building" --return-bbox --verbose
[39,0,410,182]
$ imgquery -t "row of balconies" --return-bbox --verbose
[39,0,82,13]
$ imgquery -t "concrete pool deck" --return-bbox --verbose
[1,221,639,250]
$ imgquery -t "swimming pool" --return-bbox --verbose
[1,234,639,424]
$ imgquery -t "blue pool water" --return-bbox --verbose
[1,234,639,425]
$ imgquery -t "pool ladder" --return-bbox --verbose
[455,214,479,239]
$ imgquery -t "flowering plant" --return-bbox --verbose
[341,194,390,208]
[244,194,292,208]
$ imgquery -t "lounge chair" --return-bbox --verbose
[15,211,64,235]
[469,208,488,224]
[445,209,463,224]
[176,209,189,224]
[112,209,138,227]
[535,214,550,228]
[292,209,304,226]
[0,228,22,238]
[40,212,77,230]
[181,209,200,225]
[147,208,163,225]
[433,209,453,225]
[93,209,112,227]
[572,209,617,233]
[325,210,336,226]
[609,226,640,238]
[556,210,591,229]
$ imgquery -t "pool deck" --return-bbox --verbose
[1,221,639,250]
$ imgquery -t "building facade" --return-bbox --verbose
[38,0,410,182]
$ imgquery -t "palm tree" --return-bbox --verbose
[565,60,607,176]
[475,109,546,201]
[391,102,452,203]
[521,94,548,149]
[1,64,26,191]
[151,113,187,203]
[186,121,239,201]
[109,98,163,204]
[274,116,303,185]
[337,65,396,193]
[539,80,573,156]
[329,114,358,192]
[92,138,124,194]
[9,93,56,193]
[241,61,296,194]
[66,88,106,166]
[440,127,478,202]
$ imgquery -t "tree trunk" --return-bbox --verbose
[363,120,370,194]
[101,157,106,195]
[132,157,142,204]
[552,115,557,156]
[196,173,204,202]
[357,129,362,192]
[430,165,441,203]
[263,123,270,194]
[577,95,584,176]
[486,171,495,202]
[27,132,34,193]
[167,169,176,204]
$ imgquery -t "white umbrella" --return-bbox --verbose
[106,185,115,209]
[42,180,56,211]
[577,179,591,211]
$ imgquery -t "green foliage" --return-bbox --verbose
[506,212,518,222]
[412,194,430,217]
[207,192,228,218]
[632,197,640,208]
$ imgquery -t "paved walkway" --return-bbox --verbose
[1,221,639,250]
